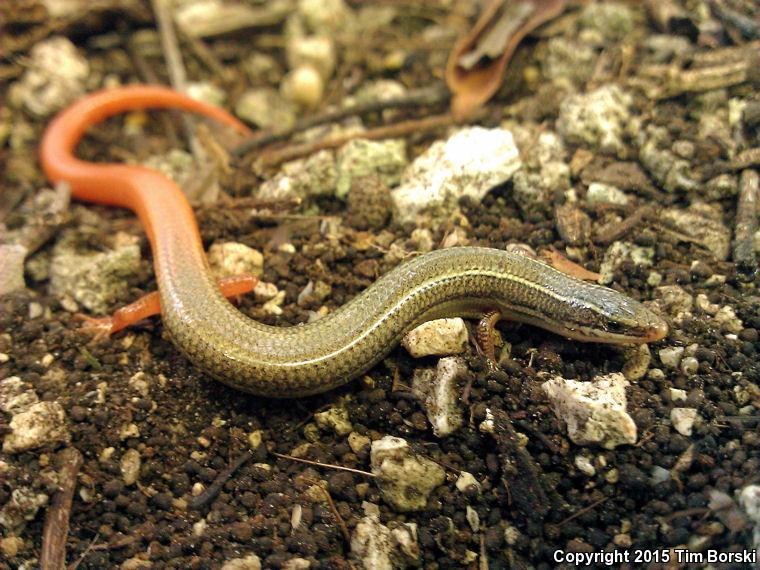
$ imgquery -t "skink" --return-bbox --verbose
[40,86,668,398]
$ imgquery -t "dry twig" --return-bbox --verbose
[41,447,83,570]
[232,84,450,157]
[733,169,758,271]
[188,449,254,510]
[271,451,376,478]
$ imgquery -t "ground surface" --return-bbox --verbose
[1,1,759,569]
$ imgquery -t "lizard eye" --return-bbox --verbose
[605,320,626,334]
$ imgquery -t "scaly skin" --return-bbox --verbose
[40,86,668,397]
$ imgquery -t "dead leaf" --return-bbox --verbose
[540,247,601,281]
[445,0,568,120]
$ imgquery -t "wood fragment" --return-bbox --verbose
[231,84,450,157]
[479,531,488,570]
[151,0,212,201]
[554,203,591,246]
[489,409,552,520]
[633,43,759,99]
[594,205,654,245]
[731,147,760,171]
[733,169,758,272]
[41,447,83,570]
[710,0,760,40]
[177,27,231,83]
[174,1,289,39]
[557,496,610,527]
[188,449,254,510]
[302,479,351,545]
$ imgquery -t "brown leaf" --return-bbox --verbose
[445,0,567,120]
[540,247,601,281]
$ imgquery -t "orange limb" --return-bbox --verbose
[77,274,258,338]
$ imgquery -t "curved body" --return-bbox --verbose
[41,86,667,397]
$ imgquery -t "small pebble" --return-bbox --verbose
[659,346,684,369]
[680,356,699,376]
[575,455,596,476]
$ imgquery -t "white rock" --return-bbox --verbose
[314,405,353,436]
[671,408,698,436]
[351,513,393,570]
[713,305,743,334]
[599,241,654,285]
[739,485,760,522]
[128,372,150,398]
[510,130,570,215]
[411,357,466,437]
[402,318,468,358]
[235,88,296,131]
[541,37,596,86]
[695,293,720,315]
[282,559,311,570]
[207,242,264,279]
[349,79,407,110]
[348,432,371,454]
[670,388,687,403]
[391,127,521,223]
[586,182,629,205]
[335,138,407,199]
[49,236,141,314]
[220,553,262,570]
[185,82,226,106]
[578,2,635,40]
[661,203,731,260]
[654,285,694,316]
[0,244,27,295]
[557,85,632,155]
[121,449,142,486]
[0,488,48,535]
[390,522,419,565]
[575,455,596,476]
[141,149,194,189]
[455,471,482,494]
[350,506,418,570]
[0,376,38,415]
[119,423,140,440]
[297,0,349,34]
[680,356,699,376]
[542,372,637,449]
[370,436,445,511]
[281,65,324,109]
[258,150,337,200]
[243,52,281,85]
[659,346,685,369]
[466,506,479,532]
[3,402,70,454]
[651,465,671,484]
[12,36,89,117]
[286,35,336,79]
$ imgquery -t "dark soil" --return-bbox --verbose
[1,1,759,569]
